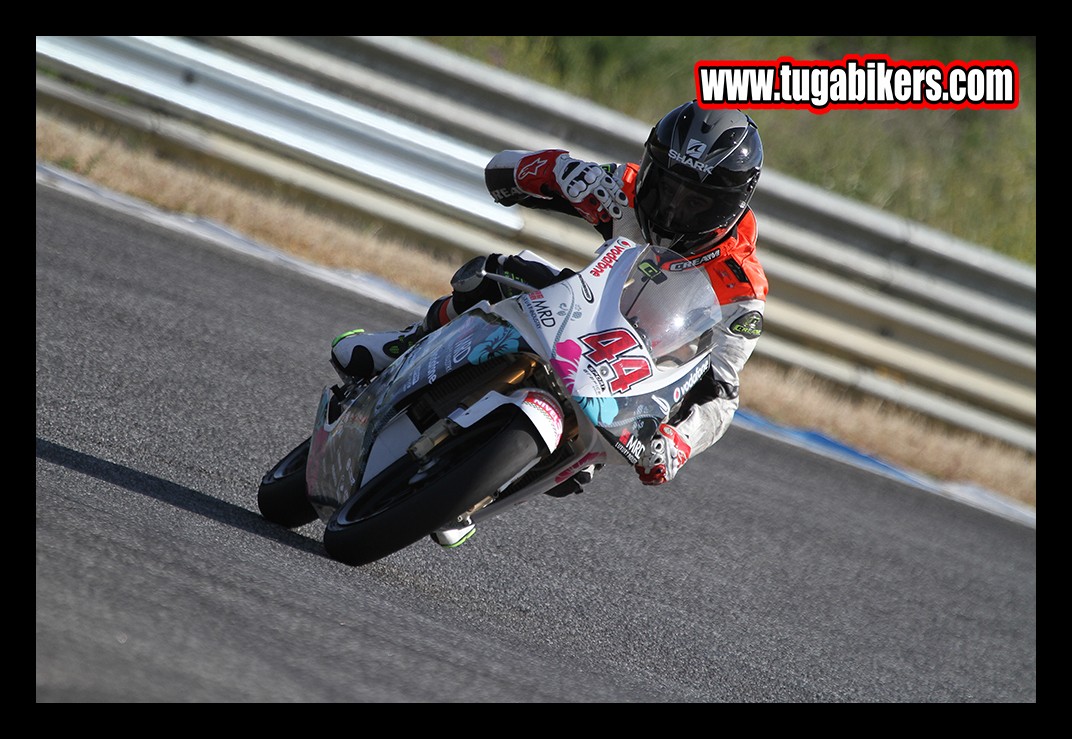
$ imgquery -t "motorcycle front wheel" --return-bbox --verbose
[323,407,544,566]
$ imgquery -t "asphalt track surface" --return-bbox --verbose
[35,175,1036,702]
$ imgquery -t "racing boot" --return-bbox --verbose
[330,320,427,384]
[330,297,454,384]
[544,464,603,497]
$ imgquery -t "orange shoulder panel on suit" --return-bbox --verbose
[700,210,768,303]
[660,211,769,303]
[620,162,640,207]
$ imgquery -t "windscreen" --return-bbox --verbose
[619,248,720,368]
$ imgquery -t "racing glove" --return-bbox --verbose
[514,149,628,224]
[635,423,692,486]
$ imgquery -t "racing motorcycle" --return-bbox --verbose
[257,237,721,566]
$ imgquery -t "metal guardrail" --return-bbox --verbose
[265,37,1037,334]
[35,35,1036,452]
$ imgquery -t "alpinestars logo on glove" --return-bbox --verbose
[517,156,551,182]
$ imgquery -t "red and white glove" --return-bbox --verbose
[635,423,692,486]
[514,150,628,225]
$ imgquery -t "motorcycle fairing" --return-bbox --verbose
[509,239,721,463]
[306,310,532,512]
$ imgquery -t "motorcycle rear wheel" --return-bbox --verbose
[323,407,543,566]
[257,436,318,528]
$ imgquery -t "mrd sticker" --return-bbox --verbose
[614,428,645,464]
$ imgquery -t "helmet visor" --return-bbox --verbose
[636,159,748,241]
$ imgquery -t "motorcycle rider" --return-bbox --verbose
[331,102,767,539]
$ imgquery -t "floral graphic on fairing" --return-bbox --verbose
[550,339,582,392]
[467,325,522,365]
[578,395,619,427]
[550,339,619,427]
[558,301,582,321]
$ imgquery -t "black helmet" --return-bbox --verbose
[635,102,763,256]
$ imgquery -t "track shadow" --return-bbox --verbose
[36,436,325,557]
